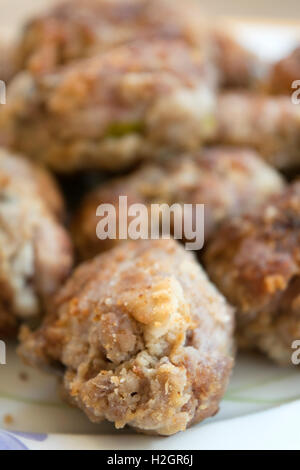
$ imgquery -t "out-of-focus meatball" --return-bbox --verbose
[0,41,17,84]
[212,29,262,88]
[15,0,260,89]
[214,92,300,169]
[0,148,73,336]
[266,46,300,95]
[19,239,234,435]
[205,182,300,365]
[16,0,207,74]
[72,147,285,260]
[1,39,216,172]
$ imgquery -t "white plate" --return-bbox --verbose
[1,21,300,450]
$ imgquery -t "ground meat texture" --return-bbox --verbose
[266,46,300,94]
[16,0,207,74]
[0,148,73,336]
[19,239,234,435]
[214,92,300,169]
[205,182,300,365]
[72,147,285,260]
[1,38,216,172]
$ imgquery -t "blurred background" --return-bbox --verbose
[0,0,299,40]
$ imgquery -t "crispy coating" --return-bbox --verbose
[1,39,216,172]
[0,148,73,336]
[19,239,234,435]
[72,147,285,260]
[266,46,300,94]
[16,0,207,74]
[205,182,300,365]
[214,92,300,169]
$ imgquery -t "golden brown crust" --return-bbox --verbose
[0,148,73,336]
[2,39,216,172]
[19,239,234,435]
[72,147,284,260]
[205,182,300,364]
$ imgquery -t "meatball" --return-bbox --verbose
[0,148,73,336]
[1,39,216,172]
[214,92,300,169]
[72,147,285,260]
[266,46,300,95]
[205,182,300,365]
[16,0,207,74]
[19,239,234,435]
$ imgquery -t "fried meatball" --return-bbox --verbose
[16,0,207,75]
[19,239,234,435]
[214,92,300,169]
[1,38,216,172]
[205,182,300,365]
[0,148,73,336]
[266,46,300,95]
[72,147,285,260]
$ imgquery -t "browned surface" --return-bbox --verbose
[205,182,300,365]
[20,239,234,435]
[72,147,284,260]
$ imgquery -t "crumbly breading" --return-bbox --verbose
[205,182,300,365]
[0,148,73,336]
[266,46,300,94]
[72,147,285,260]
[19,239,234,435]
[1,39,216,172]
[214,92,300,169]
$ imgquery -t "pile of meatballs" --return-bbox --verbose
[0,0,300,436]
